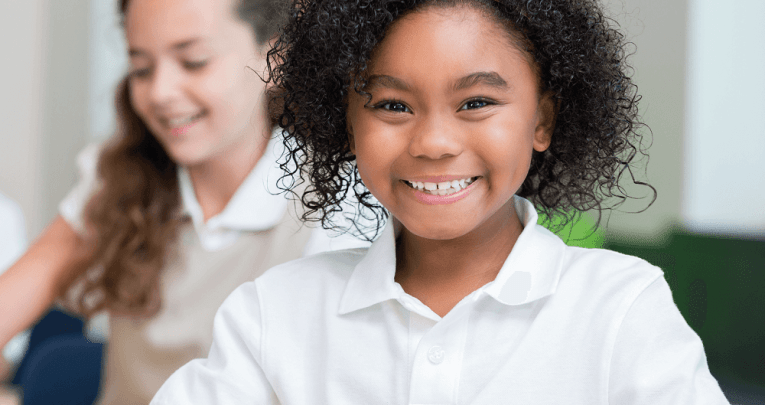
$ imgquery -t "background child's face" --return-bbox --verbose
[346,5,554,241]
[125,0,269,167]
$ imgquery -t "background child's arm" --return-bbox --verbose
[151,281,277,404]
[0,216,93,350]
[608,276,730,404]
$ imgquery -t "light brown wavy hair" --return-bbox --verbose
[70,0,288,318]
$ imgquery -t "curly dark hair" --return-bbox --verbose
[268,0,654,240]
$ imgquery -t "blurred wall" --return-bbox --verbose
[600,0,688,240]
[41,1,91,234]
[684,0,765,237]
[90,0,127,143]
[0,1,47,239]
[0,1,90,239]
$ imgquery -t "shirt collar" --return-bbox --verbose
[338,196,567,315]
[177,130,289,232]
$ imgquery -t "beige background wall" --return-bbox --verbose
[600,0,688,240]
[0,1,47,239]
[0,1,90,239]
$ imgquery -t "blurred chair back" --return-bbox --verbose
[11,309,104,405]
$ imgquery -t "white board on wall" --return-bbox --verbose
[684,0,765,236]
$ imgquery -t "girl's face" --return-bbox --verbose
[125,0,268,167]
[346,5,555,241]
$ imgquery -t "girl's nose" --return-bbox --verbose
[148,62,183,108]
[407,114,464,160]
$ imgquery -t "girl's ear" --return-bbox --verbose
[346,122,356,155]
[533,91,557,152]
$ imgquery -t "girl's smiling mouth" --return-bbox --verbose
[163,111,207,136]
[403,176,478,195]
[402,176,480,205]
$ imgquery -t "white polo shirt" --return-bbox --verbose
[54,135,371,404]
[151,196,730,405]
[57,135,368,344]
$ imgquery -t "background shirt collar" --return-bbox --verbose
[177,131,289,233]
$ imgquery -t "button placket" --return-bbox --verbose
[408,309,471,405]
[427,345,445,364]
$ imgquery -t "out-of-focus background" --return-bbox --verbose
[0,0,763,403]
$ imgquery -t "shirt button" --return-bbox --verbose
[427,346,445,364]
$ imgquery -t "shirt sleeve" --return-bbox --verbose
[608,275,731,404]
[150,280,278,404]
[58,143,102,235]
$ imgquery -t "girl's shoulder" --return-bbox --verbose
[58,142,106,235]
[564,245,661,274]
[556,244,665,306]
[257,247,370,286]
[530,222,663,289]
[247,248,371,322]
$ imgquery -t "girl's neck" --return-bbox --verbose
[187,128,270,222]
[394,202,524,317]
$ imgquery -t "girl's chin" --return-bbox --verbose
[162,143,211,167]
[397,218,478,242]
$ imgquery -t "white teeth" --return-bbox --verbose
[167,112,203,128]
[404,177,477,196]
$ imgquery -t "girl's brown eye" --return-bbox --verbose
[384,102,408,113]
[460,99,492,110]
[375,101,411,113]
[129,68,151,79]
[183,60,209,70]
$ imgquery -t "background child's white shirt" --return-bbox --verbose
[150,196,730,405]
[55,134,369,344]
[0,192,30,366]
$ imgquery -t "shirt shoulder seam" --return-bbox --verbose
[602,264,663,404]
[255,278,267,369]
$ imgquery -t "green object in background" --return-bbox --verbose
[539,205,765,394]
[605,231,765,389]
[538,211,605,248]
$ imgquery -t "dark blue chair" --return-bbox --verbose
[10,309,104,405]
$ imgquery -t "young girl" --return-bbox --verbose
[152,0,730,403]
[0,0,365,403]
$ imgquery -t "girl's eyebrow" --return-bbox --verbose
[365,74,411,91]
[128,37,209,58]
[365,72,509,92]
[453,71,509,91]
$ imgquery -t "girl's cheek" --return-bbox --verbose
[128,83,149,121]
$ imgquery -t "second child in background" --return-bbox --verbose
[0,0,367,403]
